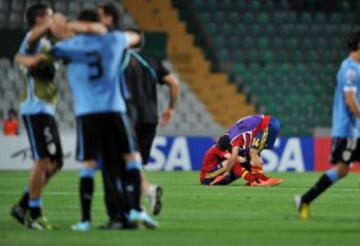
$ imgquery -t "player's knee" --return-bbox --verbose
[35,158,50,170]
[336,163,349,177]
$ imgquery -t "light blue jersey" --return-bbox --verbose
[332,57,360,137]
[52,31,129,116]
[18,31,57,116]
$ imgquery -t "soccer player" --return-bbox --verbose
[295,31,360,220]
[200,135,277,186]
[10,4,63,230]
[49,9,158,230]
[210,114,283,186]
[98,3,180,215]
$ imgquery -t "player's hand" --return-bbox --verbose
[250,154,262,167]
[210,172,231,186]
[237,156,247,163]
[160,108,175,126]
[52,12,67,24]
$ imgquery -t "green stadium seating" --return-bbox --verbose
[212,36,225,48]
[249,0,261,11]
[173,0,350,135]
[249,24,261,36]
[299,12,312,24]
[228,12,240,23]
[219,23,232,35]
[213,12,225,23]
[198,12,211,23]
[233,24,246,36]
[243,12,255,24]
[242,37,255,49]
[257,12,269,24]
[257,37,269,49]
[228,37,240,49]
[314,12,327,24]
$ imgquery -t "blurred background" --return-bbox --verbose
[1,0,360,171]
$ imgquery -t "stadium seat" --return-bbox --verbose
[257,12,269,24]
[198,11,211,23]
[314,12,327,24]
[263,24,275,36]
[233,23,246,36]
[248,0,261,11]
[9,12,22,29]
[228,36,240,49]
[203,22,217,35]
[228,12,240,23]
[213,11,225,23]
[299,12,312,24]
[257,37,269,49]
[219,23,232,35]
[242,12,255,24]
[216,49,230,62]
[329,13,341,24]
[11,0,24,12]
[212,36,225,48]
[0,0,9,11]
[0,12,7,28]
[248,24,261,37]
[242,37,255,49]
[272,12,286,24]
[285,38,298,49]
[279,24,294,37]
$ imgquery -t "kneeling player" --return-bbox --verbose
[200,136,280,186]
[209,114,284,186]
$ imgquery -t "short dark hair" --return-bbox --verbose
[25,3,48,28]
[347,31,360,51]
[98,3,120,28]
[217,135,231,151]
[77,9,100,22]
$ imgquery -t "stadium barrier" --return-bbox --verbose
[0,135,359,171]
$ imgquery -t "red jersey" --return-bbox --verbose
[199,145,229,182]
[227,114,271,152]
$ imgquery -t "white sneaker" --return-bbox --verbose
[147,185,163,216]
[71,221,91,231]
[129,209,159,229]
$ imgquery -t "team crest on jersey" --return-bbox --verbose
[252,138,260,148]
[346,68,356,82]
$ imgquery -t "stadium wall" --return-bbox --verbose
[1,134,359,172]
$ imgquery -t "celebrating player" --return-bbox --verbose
[97,3,180,216]
[19,9,159,230]
[10,4,63,230]
[209,114,283,186]
[295,31,360,220]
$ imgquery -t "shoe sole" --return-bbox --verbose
[153,186,163,216]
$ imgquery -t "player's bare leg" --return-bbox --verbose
[141,170,163,216]
[26,158,58,230]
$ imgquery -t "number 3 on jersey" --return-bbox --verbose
[85,51,104,80]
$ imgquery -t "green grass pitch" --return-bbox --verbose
[1,171,360,246]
